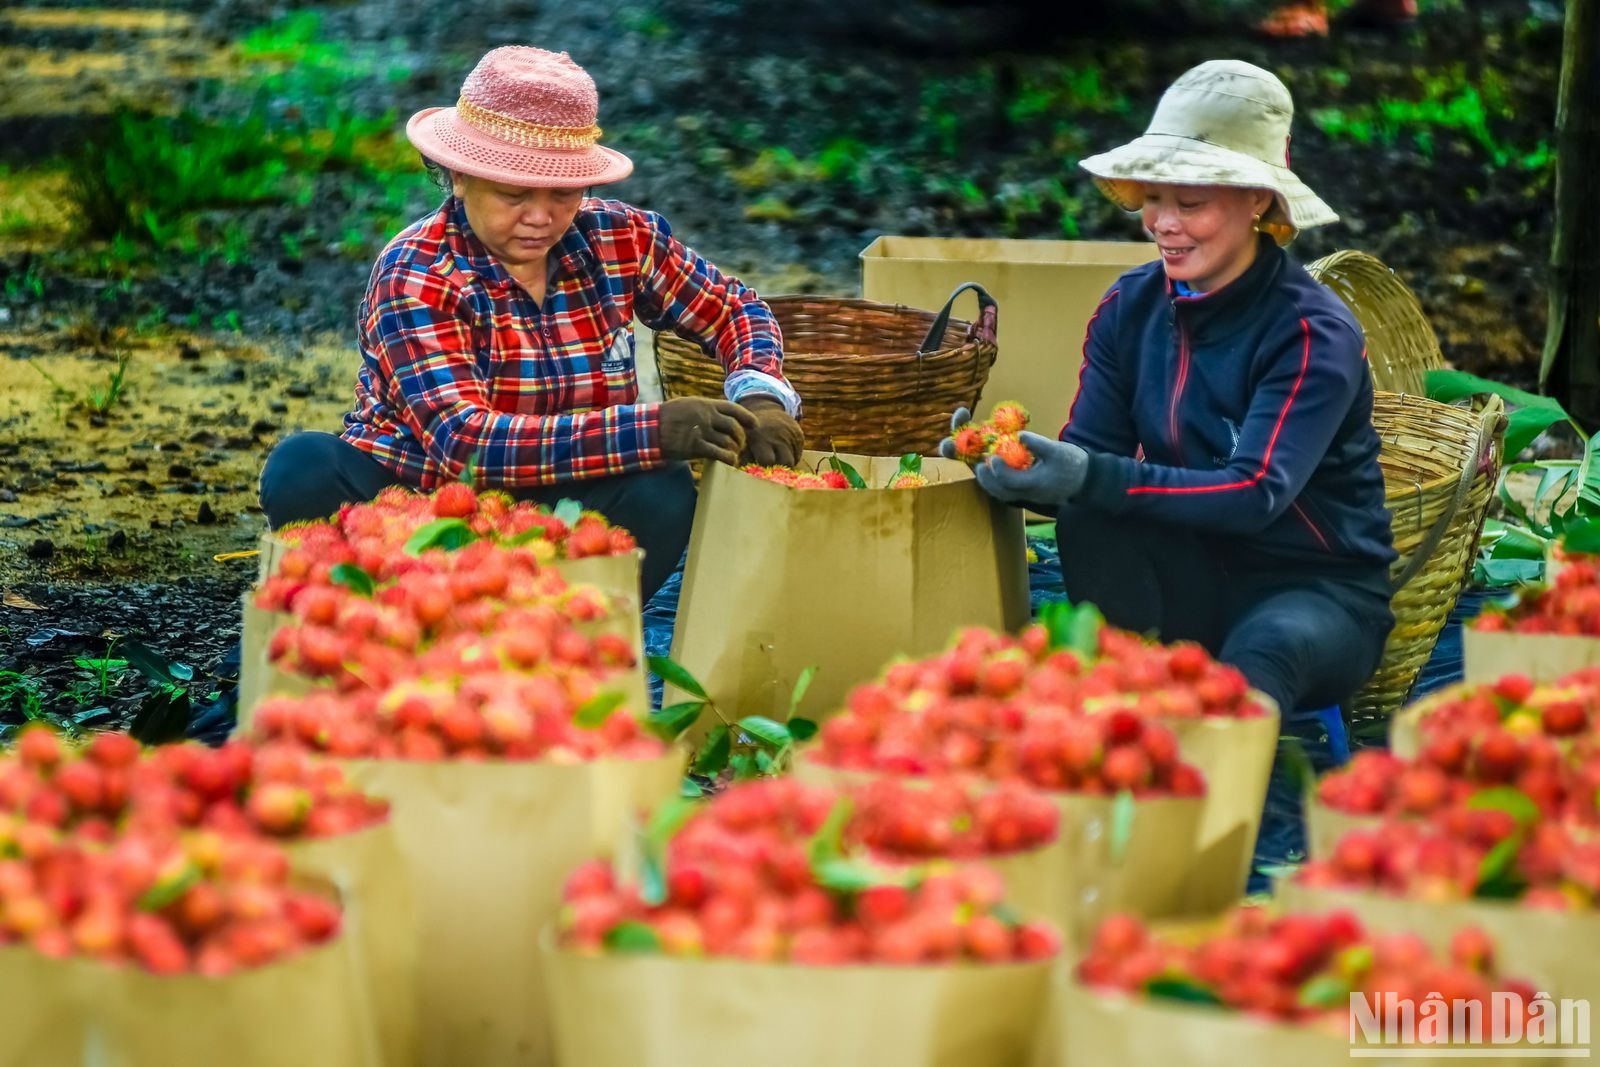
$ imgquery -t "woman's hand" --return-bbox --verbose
[975,432,1090,507]
[738,395,805,466]
[659,397,759,465]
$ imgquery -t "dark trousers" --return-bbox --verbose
[1054,504,1395,882]
[258,431,695,601]
[1055,504,1393,717]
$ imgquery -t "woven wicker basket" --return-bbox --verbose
[1308,250,1444,396]
[653,289,998,457]
[1353,392,1505,727]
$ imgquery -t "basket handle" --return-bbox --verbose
[1388,395,1505,596]
[918,283,997,354]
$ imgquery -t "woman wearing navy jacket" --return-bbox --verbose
[949,60,1396,860]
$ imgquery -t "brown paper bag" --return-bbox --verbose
[1053,982,1360,1067]
[1277,882,1600,1009]
[336,752,684,1067]
[287,823,419,1067]
[795,759,1204,947]
[542,933,1052,1067]
[1387,685,1462,759]
[669,452,1029,725]
[0,925,381,1066]
[237,591,648,734]
[550,550,642,603]
[1303,797,1385,859]
[1464,628,1600,684]
[1167,707,1281,914]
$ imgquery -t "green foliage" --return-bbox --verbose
[1310,68,1550,172]
[646,656,819,783]
[1425,369,1596,589]
[26,351,131,418]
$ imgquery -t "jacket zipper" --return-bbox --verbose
[1168,304,1191,463]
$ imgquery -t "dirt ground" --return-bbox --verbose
[0,0,1568,730]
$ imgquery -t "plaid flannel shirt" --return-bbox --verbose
[342,196,799,489]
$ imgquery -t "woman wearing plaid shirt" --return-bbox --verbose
[259,47,804,599]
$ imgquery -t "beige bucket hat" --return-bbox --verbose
[1080,59,1336,245]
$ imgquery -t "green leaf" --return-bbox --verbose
[640,855,667,906]
[813,858,901,894]
[1067,603,1105,657]
[786,717,818,743]
[679,777,705,798]
[1467,786,1541,827]
[1473,835,1526,898]
[827,454,868,489]
[807,797,854,868]
[645,795,700,853]
[603,921,661,953]
[329,563,375,597]
[403,517,477,555]
[504,524,551,546]
[1278,737,1317,796]
[137,862,199,912]
[1563,518,1600,555]
[1479,558,1543,587]
[648,701,704,741]
[730,751,758,780]
[1108,789,1135,865]
[1037,600,1072,650]
[737,716,791,748]
[897,453,923,477]
[1483,520,1547,560]
[788,665,818,718]
[649,656,709,701]
[552,498,583,526]
[1145,977,1223,1006]
[755,749,775,774]
[119,638,195,686]
[693,724,730,776]
[1297,974,1354,1009]
[574,690,625,729]
[1424,369,1575,456]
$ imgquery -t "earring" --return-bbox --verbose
[1251,212,1263,231]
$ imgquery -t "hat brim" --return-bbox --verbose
[1080,133,1336,243]
[406,107,634,189]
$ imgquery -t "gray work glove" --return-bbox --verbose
[974,431,1091,507]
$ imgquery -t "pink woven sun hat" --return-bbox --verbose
[406,46,633,189]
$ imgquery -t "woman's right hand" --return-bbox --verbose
[659,397,759,465]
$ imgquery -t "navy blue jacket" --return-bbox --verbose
[1061,237,1397,577]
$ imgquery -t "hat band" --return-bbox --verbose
[457,96,602,150]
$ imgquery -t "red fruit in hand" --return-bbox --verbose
[952,426,987,463]
[988,402,1030,436]
[993,435,1033,471]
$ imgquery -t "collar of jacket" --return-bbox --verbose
[439,197,597,292]
[1165,233,1285,344]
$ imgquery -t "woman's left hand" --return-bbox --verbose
[738,395,806,466]
[975,432,1090,506]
